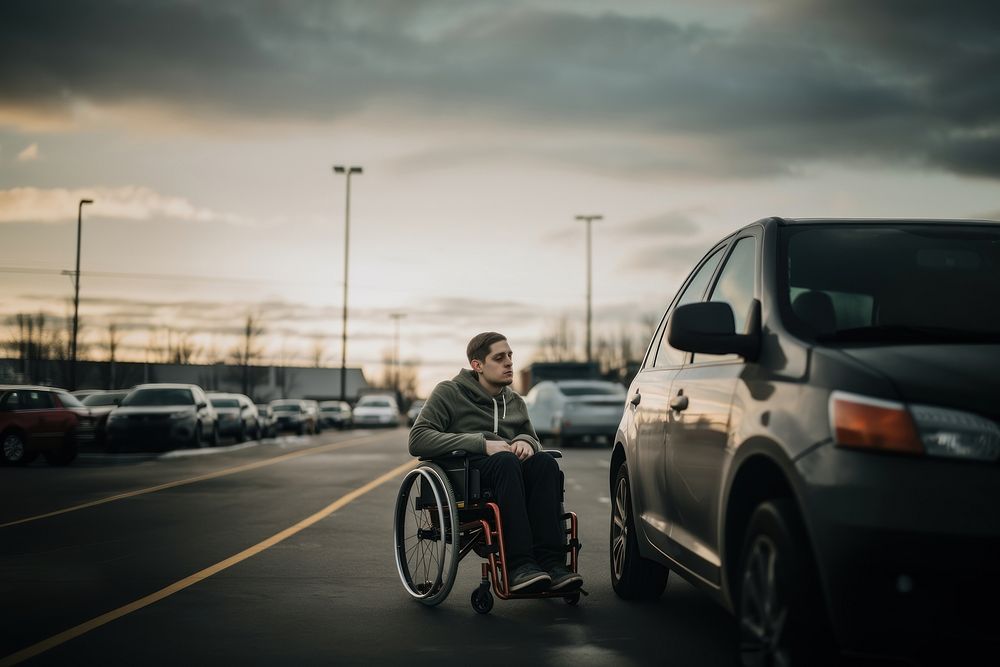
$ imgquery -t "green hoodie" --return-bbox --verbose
[408,369,541,459]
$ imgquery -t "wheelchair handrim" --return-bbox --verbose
[394,466,450,601]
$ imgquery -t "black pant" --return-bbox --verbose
[469,451,563,568]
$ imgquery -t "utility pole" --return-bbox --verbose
[332,166,363,402]
[390,312,406,394]
[575,214,602,363]
[71,198,94,390]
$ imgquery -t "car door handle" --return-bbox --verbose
[670,393,689,412]
[630,393,641,407]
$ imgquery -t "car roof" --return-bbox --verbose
[768,216,1000,227]
[132,383,200,390]
[0,385,65,392]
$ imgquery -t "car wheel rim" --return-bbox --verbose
[3,434,24,461]
[739,535,789,667]
[612,475,629,581]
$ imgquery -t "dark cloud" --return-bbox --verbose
[3,0,1000,177]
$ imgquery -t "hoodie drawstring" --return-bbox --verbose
[491,394,507,434]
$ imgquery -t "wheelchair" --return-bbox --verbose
[393,450,584,613]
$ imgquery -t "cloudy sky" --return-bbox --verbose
[2,0,999,394]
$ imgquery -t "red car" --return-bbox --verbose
[0,385,94,465]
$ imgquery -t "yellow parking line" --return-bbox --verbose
[0,435,381,529]
[0,458,416,666]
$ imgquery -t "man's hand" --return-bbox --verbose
[485,440,512,456]
[510,440,534,461]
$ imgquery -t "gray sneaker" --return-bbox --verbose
[508,562,551,593]
[546,563,583,592]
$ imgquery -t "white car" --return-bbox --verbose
[524,379,626,447]
[351,396,400,427]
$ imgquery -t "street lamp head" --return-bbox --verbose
[333,165,363,175]
[349,166,363,174]
[333,166,346,174]
[80,198,94,205]
[575,214,602,221]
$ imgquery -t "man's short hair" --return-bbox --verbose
[467,332,507,364]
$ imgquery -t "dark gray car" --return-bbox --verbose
[610,218,1000,665]
[106,383,218,451]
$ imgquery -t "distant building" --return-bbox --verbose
[519,361,600,394]
[0,358,370,403]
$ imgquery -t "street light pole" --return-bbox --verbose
[71,198,94,391]
[390,312,406,394]
[333,165,363,402]
[575,214,602,364]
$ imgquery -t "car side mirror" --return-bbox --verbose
[668,300,761,361]
[197,402,208,410]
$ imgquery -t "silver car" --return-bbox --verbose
[525,380,626,447]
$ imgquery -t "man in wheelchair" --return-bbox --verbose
[408,331,584,595]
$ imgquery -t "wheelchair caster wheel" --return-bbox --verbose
[564,592,581,606]
[471,587,494,614]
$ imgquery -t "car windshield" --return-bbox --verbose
[272,404,300,412]
[211,398,239,408]
[82,393,126,406]
[781,223,1000,343]
[558,384,625,396]
[359,399,392,408]
[321,406,344,412]
[122,388,195,406]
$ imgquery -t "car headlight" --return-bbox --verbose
[910,404,1000,461]
[830,391,1000,461]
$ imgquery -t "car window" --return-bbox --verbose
[1,391,23,409]
[653,246,726,368]
[781,223,1000,342]
[694,236,758,364]
[82,392,126,406]
[211,398,240,408]
[122,388,195,406]
[26,391,55,409]
[558,384,625,396]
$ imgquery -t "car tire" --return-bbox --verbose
[737,499,836,667]
[610,461,670,600]
[191,424,204,449]
[1,430,31,466]
[211,424,220,446]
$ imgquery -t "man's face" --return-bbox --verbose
[475,340,514,387]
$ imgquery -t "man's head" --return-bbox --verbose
[467,332,514,389]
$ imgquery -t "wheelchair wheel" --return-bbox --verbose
[471,586,494,614]
[393,463,460,606]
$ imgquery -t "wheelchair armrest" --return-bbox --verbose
[418,450,470,462]
[542,449,563,459]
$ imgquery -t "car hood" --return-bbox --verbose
[354,406,395,416]
[115,406,196,416]
[839,344,1000,420]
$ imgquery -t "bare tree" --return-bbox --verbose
[230,314,264,396]
[104,322,122,387]
[310,339,326,368]
[6,313,57,383]
[535,316,579,362]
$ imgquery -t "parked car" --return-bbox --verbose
[525,380,625,446]
[352,395,401,427]
[0,385,94,465]
[256,404,277,438]
[303,399,323,434]
[610,217,1000,665]
[319,400,352,429]
[106,383,218,451]
[207,392,260,442]
[406,399,425,427]
[270,399,317,435]
[80,390,130,448]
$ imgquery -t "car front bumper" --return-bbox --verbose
[796,443,1000,656]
